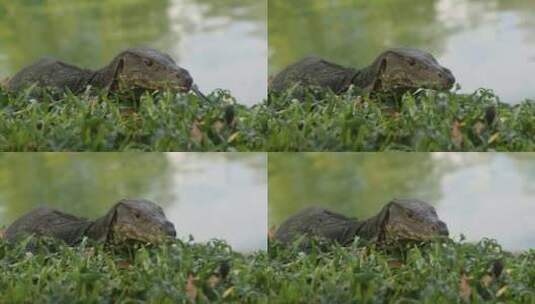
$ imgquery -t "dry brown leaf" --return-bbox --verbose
[387,260,402,269]
[116,260,131,270]
[496,285,508,297]
[459,274,472,302]
[228,132,240,143]
[207,275,221,288]
[472,121,486,136]
[0,77,9,88]
[120,108,136,117]
[352,96,364,107]
[451,120,463,148]
[190,121,204,145]
[488,133,500,144]
[480,274,493,288]
[212,121,225,133]
[268,225,277,241]
[222,287,235,298]
[83,247,95,258]
[0,229,5,239]
[186,274,198,301]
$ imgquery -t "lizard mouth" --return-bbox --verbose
[124,78,192,93]
[113,223,171,244]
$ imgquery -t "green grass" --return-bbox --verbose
[1,236,534,303]
[0,236,270,303]
[0,88,246,151]
[261,88,534,151]
[268,238,535,303]
[0,87,533,151]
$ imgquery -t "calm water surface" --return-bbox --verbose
[269,0,535,104]
[269,153,535,251]
[0,0,267,105]
[0,153,267,252]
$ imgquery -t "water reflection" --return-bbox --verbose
[0,0,267,104]
[269,0,535,103]
[0,152,267,252]
[269,153,535,251]
[165,153,267,252]
[436,153,535,251]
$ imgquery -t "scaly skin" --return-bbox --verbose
[274,198,449,249]
[269,48,455,96]
[5,199,176,246]
[6,48,193,96]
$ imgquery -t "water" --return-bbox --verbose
[0,152,267,252]
[269,153,535,251]
[269,0,535,104]
[0,0,267,105]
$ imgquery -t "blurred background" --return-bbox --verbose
[269,0,535,104]
[269,153,535,251]
[0,152,267,252]
[0,0,267,105]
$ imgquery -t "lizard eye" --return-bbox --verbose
[144,59,154,67]
[408,58,416,66]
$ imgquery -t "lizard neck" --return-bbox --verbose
[84,215,113,243]
[350,64,378,92]
[87,64,116,90]
[352,213,384,242]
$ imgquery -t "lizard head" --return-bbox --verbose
[111,47,193,93]
[370,48,455,93]
[377,198,448,244]
[110,199,176,245]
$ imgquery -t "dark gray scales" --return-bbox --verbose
[4,199,176,247]
[269,48,455,96]
[5,207,92,245]
[6,47,194,96]
[269,57,359,94]
[274,207,360,246]
[274,199,449,249]
[7,58,93,94]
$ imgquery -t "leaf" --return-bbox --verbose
[83,248,95,258]
[0,229,5,239]
[212,121,225,133]
[480,274,493,288]
[488,133,500,144]
[496,285,508,297]
[120,108,136,117]
[268,225,277,241]
[472,121,485,136]
[222,287,234,299]
[459,274,472,302]
[387,260,402,269]
[190,121,204,145]
[0,77,8,88]
[227,132,240,143]
[186,274,198,301]
[451,120,463,149]
[207,275,221,288]
[116,260,132,270]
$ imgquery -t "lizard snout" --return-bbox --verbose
[438,68,455,89]
[433,220,449,236]
[163,221,176,238]
[176,69,193,91]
